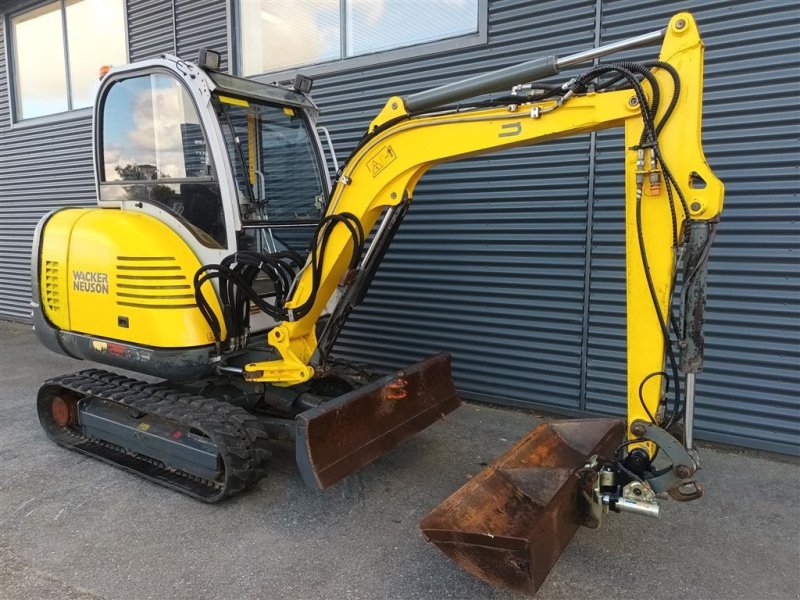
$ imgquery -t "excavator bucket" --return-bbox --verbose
[295,353,461,489]
[420,418,624,595]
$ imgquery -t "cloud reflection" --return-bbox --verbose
[104,75,204,181]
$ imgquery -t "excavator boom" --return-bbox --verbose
[247,14,723,441]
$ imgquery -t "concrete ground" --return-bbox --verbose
[1,320,798,600]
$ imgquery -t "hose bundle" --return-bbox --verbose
[194,249,304,348]
[566,60,689,429]
[194,212,365,350]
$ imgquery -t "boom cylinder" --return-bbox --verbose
[403,56,558,114]
[402,28,665,114]
[556,29,665,68]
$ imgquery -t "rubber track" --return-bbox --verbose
[38,369,270,502]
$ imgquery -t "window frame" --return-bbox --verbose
[98,69,218,186]
[5,0,130,127]
[97,67,227,249]
[231,0,488,81]
[212,93,329,228]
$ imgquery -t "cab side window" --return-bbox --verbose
[100,73,226,248]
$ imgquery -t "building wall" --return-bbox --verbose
[0,0,797,454]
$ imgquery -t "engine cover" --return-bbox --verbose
[33,209,224,376]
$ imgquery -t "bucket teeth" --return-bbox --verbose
[420,418,624,595]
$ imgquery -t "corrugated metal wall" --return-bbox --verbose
[0,0,797,453]
[126,0,174,60]
[175,0,229,71]
[0,1,94,320]
[0,23,7,129]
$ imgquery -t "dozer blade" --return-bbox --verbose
[420,418,624,595]
[296,353,462,489]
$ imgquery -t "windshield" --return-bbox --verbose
[214,96,325,225]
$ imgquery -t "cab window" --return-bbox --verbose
[215,98,325,225]
[100,73,226,248]
[214,97,326,256]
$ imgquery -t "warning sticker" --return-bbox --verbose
[366,145,397,177]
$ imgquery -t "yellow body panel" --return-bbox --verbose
[40,208,224,348]
[38,208,89,331]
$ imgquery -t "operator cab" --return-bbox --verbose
[94,53,330,331]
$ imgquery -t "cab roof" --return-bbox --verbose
[206,70,316,111]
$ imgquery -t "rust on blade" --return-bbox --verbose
[296,353,461,489]
[420,418,624,595]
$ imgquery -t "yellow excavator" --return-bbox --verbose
[32,12,722,594]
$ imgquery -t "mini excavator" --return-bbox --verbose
[32,13,722,594]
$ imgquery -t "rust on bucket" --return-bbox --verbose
[420,418,624,595]
[296,353,462,489]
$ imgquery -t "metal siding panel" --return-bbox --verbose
[583,0,800,453]
[320,0,597,410]
[127,0,175,61]
[337,147,592,409]
[174,0,229,69]
[0,22,9,128]
[0,115,94,320]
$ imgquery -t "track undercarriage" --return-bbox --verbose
[37,353,461,502]
[38,369,272,501]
